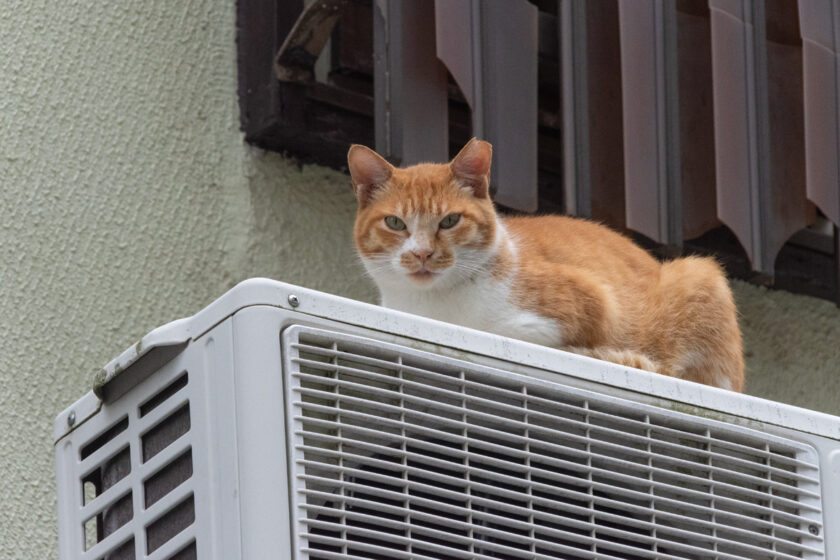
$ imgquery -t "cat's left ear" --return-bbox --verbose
[347,145,394,207]
[450,138,492,198]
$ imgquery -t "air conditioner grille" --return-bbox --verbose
[73,370,197,560]
[284,327,825,560]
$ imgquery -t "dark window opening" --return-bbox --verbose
[236,0,840,304]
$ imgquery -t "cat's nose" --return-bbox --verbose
[412,248,434,263]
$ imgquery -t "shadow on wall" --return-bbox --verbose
[239,147,378,305]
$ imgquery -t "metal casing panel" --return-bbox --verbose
[55,278,840,558]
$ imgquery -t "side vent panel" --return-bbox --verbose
[71,370,197,559]
[283,326,825,560]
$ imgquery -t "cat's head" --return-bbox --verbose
[349,138,500,291]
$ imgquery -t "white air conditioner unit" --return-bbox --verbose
[54,278,839,560]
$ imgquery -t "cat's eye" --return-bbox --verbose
[439,213,461,229]
[384,215,406,231]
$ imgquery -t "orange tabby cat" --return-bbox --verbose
[348,138,744,391]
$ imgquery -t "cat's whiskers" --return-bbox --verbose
[358,254,397,282]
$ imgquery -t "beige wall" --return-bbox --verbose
[1,1,839,558]
[0,2,375,557]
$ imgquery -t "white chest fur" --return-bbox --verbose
[379,276,563,348]
[364,223,564,348]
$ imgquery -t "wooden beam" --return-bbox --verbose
[236,0,304,139]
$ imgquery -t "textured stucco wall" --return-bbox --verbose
[1,1,839,558]
[0,2,375,558]
[733,281,840,415]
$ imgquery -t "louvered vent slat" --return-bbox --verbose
[292,344,818,475]
[286,328,825,560]
[70,369,197,559]
[294,389,820,529]
[145,526,197,560]
[293,411,817,542]
[297,477,822,558]
[293,367,821,500]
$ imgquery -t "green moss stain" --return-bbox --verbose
[92,368,108,390]
[655,400,730,423]
[652,399,772,432]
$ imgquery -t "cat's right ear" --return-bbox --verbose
[450,138,492,198]
[347,145,394,207]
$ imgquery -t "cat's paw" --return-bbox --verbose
[565,346,661,373]
[604,349,659,372]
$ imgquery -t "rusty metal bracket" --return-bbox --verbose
[274,0,350,82]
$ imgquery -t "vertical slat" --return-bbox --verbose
[434,0,478,109]
[836,225,840,306]
[480,0,539,212]
[374,0,448,166]
[436,0,538,212]
[560,0,592,217]
[129,412,146,560]
[618,0,682,246]
[710,0,814,274]
[587,0,627,230]
[799,0,840,226]
[677,2,720,240]
[561,0,625,226]
[709,0,772,272]
[765,0,815,264]
[56,438,81,559]
[798,0,840,305]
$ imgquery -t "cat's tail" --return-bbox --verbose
[647,256,745,391]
